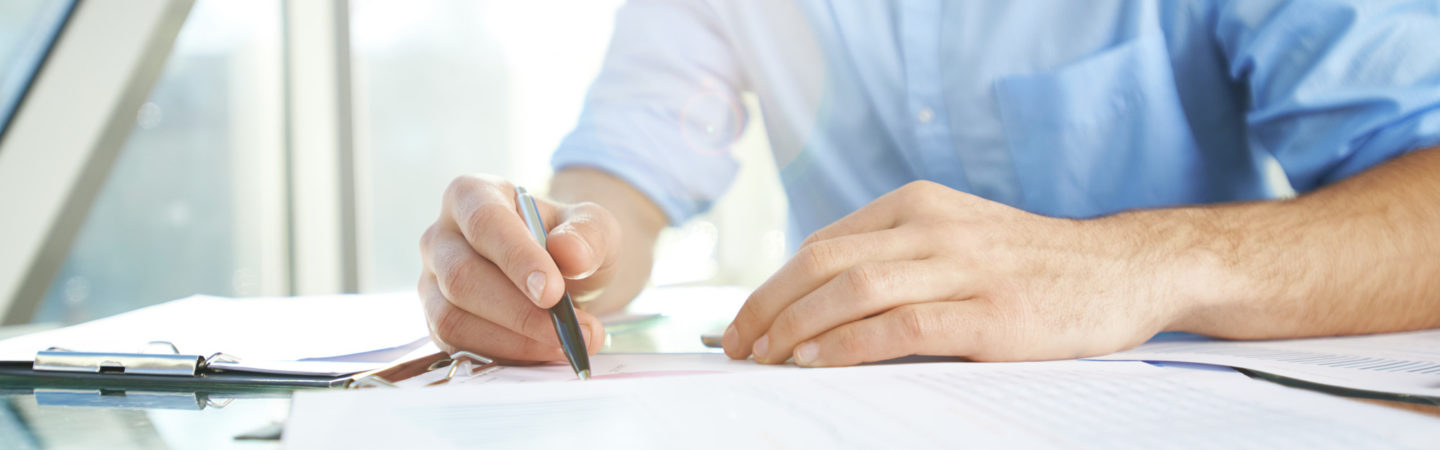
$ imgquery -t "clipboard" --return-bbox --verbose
[0,341,490,391]
[0,345,500,413]
[0,339,499,389]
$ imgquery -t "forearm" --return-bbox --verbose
[547,168,667,314]
[1141,147,1440,338]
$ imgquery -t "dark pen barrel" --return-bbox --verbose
[516,186,591,380]
[549,292,591,378]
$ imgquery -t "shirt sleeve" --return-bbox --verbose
[551,0,749,225]
[1215,0,1440,193]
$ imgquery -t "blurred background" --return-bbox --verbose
[2,0,788,325]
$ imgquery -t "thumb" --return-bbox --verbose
[546,201,620,284]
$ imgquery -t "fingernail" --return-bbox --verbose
[722,325,738,351]
[753,335,770,361]
[573,231,594,261]
[525,271,545,305]
[795,342,819,366]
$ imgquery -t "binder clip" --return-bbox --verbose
[34,341,241,377]
[347,351,496,388]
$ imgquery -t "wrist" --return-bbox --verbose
[1096,207,1254,335]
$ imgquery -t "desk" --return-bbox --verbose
[0,295,731,450]
[2,299,1437,449]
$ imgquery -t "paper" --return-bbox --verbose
[284,360,1440,449]
[0,287,746,377]
[396,352,789,387]
[1089,329,1440,398]
[0,293,431,375]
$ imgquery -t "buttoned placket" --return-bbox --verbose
[899,0,970,192]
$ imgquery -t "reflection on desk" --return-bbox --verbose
[0,286,746,449]
[3,285,1439,449]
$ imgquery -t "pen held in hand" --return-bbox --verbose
[515,186,592,380]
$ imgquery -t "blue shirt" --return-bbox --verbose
[552,0,1440,245]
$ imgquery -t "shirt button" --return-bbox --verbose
[916,108,934,124]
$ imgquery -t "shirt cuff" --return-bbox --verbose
[551,146,705,226]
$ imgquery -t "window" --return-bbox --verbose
[350,0,625,292]
[15,0,788,325]
[32,0,285,323]
[350,0,788,293]
[0,0,73,138]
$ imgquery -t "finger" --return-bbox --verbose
[723,227,931,360]
[547,201,622,295]
[798,180,949,248]
[425,227,602,347]
[792,301,1003,367]
[443,175,567,307]
[799,194,901,249]
[419,273,565,361]
[754,259,980,364]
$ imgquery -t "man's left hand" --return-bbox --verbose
[721,180,1198,366]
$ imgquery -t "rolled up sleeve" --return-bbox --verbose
[1216,0,1440,193]
[551,0,749,225]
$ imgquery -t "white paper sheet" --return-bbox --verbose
[0,293,431,375]
[284,360,1440,449]
[1089,330,1440,398]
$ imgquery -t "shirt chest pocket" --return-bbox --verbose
[994,34,1207,218]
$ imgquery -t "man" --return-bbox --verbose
[417,0,1440,368]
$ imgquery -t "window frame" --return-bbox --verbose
[0,0,196,324]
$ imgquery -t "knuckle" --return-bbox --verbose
[904,179,940,193]
[513,306,548,340]
[841,263,887,299]
[730,302,758,337]
[570,201,603,217]
[499,238,536,272]
[898,180,944,207]
[465,202,513,237]
[443,175,482,203]
[419,223,441,250]
[893,305,928,345]
[834,328,869,356]
[798,233,820,249]
[432,303,467,343]
[794,241,841,276]
[769,310,802,339]
[588,203,622,237]
[437,259,475,300]
[798,227,835,251]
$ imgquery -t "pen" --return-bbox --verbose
[515,186,592,380]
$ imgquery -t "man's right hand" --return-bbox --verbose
[418,174,620,362]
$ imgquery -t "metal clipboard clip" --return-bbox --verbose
[33,341,241,377]
[345,351,498,389]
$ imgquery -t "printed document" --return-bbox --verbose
[285,360,1440,449]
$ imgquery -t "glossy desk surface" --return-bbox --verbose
[3,297,1437,449]
[0,293,735,450]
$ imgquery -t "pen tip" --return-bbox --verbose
[578,369,591,381]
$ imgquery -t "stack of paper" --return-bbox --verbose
[0,293,432,376]
[284,359,1440,449]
